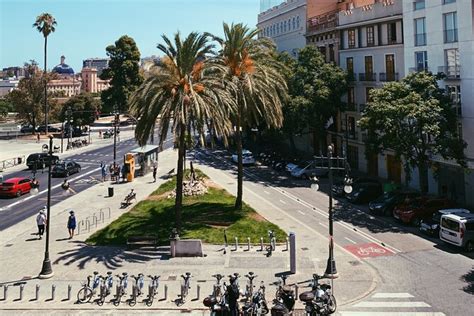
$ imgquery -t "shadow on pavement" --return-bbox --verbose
[461,267,474,294]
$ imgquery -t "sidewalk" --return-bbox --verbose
[0,145,377,312]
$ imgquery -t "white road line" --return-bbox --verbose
[339,313,445,316]
[298,210,305,215]
[345,237,357,244]
[279,199,287,205]
[264,190,270,195]
[372,293,414,298]
[353,301,430,308]
[319,222,328,228]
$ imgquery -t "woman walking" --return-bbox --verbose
[67,210,76,239]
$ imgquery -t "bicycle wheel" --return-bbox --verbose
[77,287,93,303]
[146,294,154,307]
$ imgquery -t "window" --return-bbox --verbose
[366,26,374,46]
[365,56,373,75]
[414,0,425,10]
[444,12,458,43]
[346,57,354,76]
[348,29,356,48]
[288,19,291,30]
[414,18,426,46]
[347,87,355,108]
[348,117,356,136]
[284,21,287,32]
[296,16,300,28]
[415,51,428,71]
[292,17,296,29]
[329,44,335,62]
[443,0,456,4]
[385,54,395,81]
[387,22,397,44]
[441,217,460,232]
[445,48,460,78]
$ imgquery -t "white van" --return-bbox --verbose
[439,213,474,252]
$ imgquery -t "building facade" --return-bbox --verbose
[81,67,110,93]
[257,0,307,56]
[403,0,474,206]
[0,79,19,97]
[82,58,109,76]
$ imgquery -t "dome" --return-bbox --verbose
[52,55,74,75]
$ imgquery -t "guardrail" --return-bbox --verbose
[0,156,25,170]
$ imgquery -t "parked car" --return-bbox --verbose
[393,197,454,226]
[51,161,81,177]
[333,177,380,197]
[346,183,383,204]
[369,191,420,216]
[20,125,35,133]
[420,208,471,236]
[64,125,83,137]
[26,153,59,170]
[0,177,32,197]
[231,150,256,165]
[290,161,329,179]
[36,125,61,133]
[440,213,474,252]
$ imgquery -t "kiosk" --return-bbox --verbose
[126,145,159,177]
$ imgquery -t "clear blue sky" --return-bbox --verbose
[0,0,259,72]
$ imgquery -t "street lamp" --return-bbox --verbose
[113,105,119,169]
[39,134,54,279]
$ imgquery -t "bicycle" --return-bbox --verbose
[113,272,129,306]
[129,273,145,307]
[146,275,161,307]
[266,230,275,257]
[243,281,269,316]
[97,271,113,306]
[77,271,101,303]
[180,272,192,304]
[243,272,257,302]
[203,273,225,311]
[271,275,295,315]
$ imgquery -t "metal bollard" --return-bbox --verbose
[294,284,298,300]
[3,285,8,301]
[247,237,251,251]
[164,285,168,300]
[271,237,276,251]
[234,237,238,251]
[196,285,200,301]
[260,237,264,251]
[19,284,24,301]
[35,284,40,300]
[285,237,289,251]
[51,284,56,301]
[67,284,72,301]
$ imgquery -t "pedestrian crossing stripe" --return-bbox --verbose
[354,301,431,308]
[372,293,414,298]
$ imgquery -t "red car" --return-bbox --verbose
[393,197,453,226]
[0,177,32,197]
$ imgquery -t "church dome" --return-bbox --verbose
[52,55,74,75]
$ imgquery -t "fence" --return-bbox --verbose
[77,207,111,235]
[0,156,25,170]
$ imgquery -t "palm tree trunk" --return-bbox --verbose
[44,36,48,135]
[235,106,243,210]
[175,123,186,233]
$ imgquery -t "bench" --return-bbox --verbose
[127,236,157,249]
[121,191,136,207]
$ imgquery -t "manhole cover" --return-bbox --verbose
[168,275,177,281]
[301,247,309,251]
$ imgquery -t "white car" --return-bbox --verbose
[232,150,256,165]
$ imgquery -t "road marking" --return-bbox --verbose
[279,199,286,205]
[298,210,305,215]
[319,222,328,228]
[345,237,357,244]
[264,190,270,195]
[353,301,430,308]
[372,293,414,298]
[339,313,445,316]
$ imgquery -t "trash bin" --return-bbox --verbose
[108,187,114,197]
[17,157,22,164]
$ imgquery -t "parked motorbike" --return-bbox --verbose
[242,280,269,315]
[270,275,295,316]
[299,274,336,316]
[203,274,241,315]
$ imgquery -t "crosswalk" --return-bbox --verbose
[337,292,445,316]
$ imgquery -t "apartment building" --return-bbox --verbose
[403,0,474,206]
[337,0,405,181]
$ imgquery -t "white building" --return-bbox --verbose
[403,0,474,206]
[0,79,19,97]
[257,0,307,56]
[338,0,405,181]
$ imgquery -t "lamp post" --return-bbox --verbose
[113,105,119,169]
[39,135,54,279]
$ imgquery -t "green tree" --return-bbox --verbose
[212,22,288,210]
[61,93,101,126]
[0,99,14,117]
[100,35,143,113]
[33,12,56,134]
[129,32,234,232]
[359,71,466,193]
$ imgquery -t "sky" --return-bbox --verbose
[0,0,259,72]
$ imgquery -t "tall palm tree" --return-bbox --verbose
[33,13,57,135]
[129,32,234,232]
[212,23,288,210]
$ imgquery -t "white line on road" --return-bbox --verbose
[264,190,270,195]
[319,222,328,228]
[339,313,445,316]
[353,301,430,308]
[345,237,357,244]
[279,199,286,205]
[372,293,414,298]
[298,210,305,215]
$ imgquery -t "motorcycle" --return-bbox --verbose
[203,274,240,316]
[242,280,269,315]
[270,275,295,316]
[299,274,336,316]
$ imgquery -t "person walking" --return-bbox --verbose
[36,209,47,240]
[36,133,40,143]
[152,160,158,182]
[67,210,76,239]
[101,162,107,182]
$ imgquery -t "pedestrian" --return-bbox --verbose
[36,133,40,143]
[67,210,76,239]
[99,130,102,138]
[101,163,107,182]
[152,160,158,182]
[36,209,47,240]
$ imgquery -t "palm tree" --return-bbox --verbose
[129,32,234,232]
[212,23,288,210]
[33,13,57,135]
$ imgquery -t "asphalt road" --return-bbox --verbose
[0,133,173,231]
[193,147,474,316]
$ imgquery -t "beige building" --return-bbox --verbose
[81,67,109,93]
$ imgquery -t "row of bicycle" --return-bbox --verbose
[77,271,337,315]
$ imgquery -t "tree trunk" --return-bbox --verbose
[44,36,48,135]
[235,107,243,210]
[174,123,186,233]
[418,161,429,194]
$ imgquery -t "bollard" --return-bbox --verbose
[234,237,238,251]
[196,284,200,301]
[164,285,168,300]
[271,237,276,251]
[51,284,56,301]
[19,284,24,301]
[67,284,72,301]
[260,237,264,251]
[294,284,298,300]
[3,285,8,301]
[35,284,40,301]
[247,237,251,251]
[285,237,289,251]
[86,219,91,232]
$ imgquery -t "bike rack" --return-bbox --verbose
[51,284,56,301]
[196,284,200,301]
[3,285,7,301]
[67,284,72,301]
[284,237,289,252]
[164,285,168,301]
[35,284,40,301]
[19,284,24,301]
[247,237,251,251]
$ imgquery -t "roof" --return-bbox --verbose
[130,145,159,154]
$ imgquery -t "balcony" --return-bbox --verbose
[307,11,339,34]
[347,72,356,82]
[414,33,426,46]
[409,66,430,73]
[359,73,376,82]
[438,66,461,79]
[379,72,399,82]
[444,29,458,43]
[339,0,402,27]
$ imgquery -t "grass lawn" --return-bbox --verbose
[86,169,286,246]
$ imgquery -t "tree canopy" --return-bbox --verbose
[358,71,466,193]
[100,35,143,113]
[61,93,101,126]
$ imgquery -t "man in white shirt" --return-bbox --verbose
[36,209,47,240]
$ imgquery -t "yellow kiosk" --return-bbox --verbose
[124,145,159,181]
[124,153,135,182]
